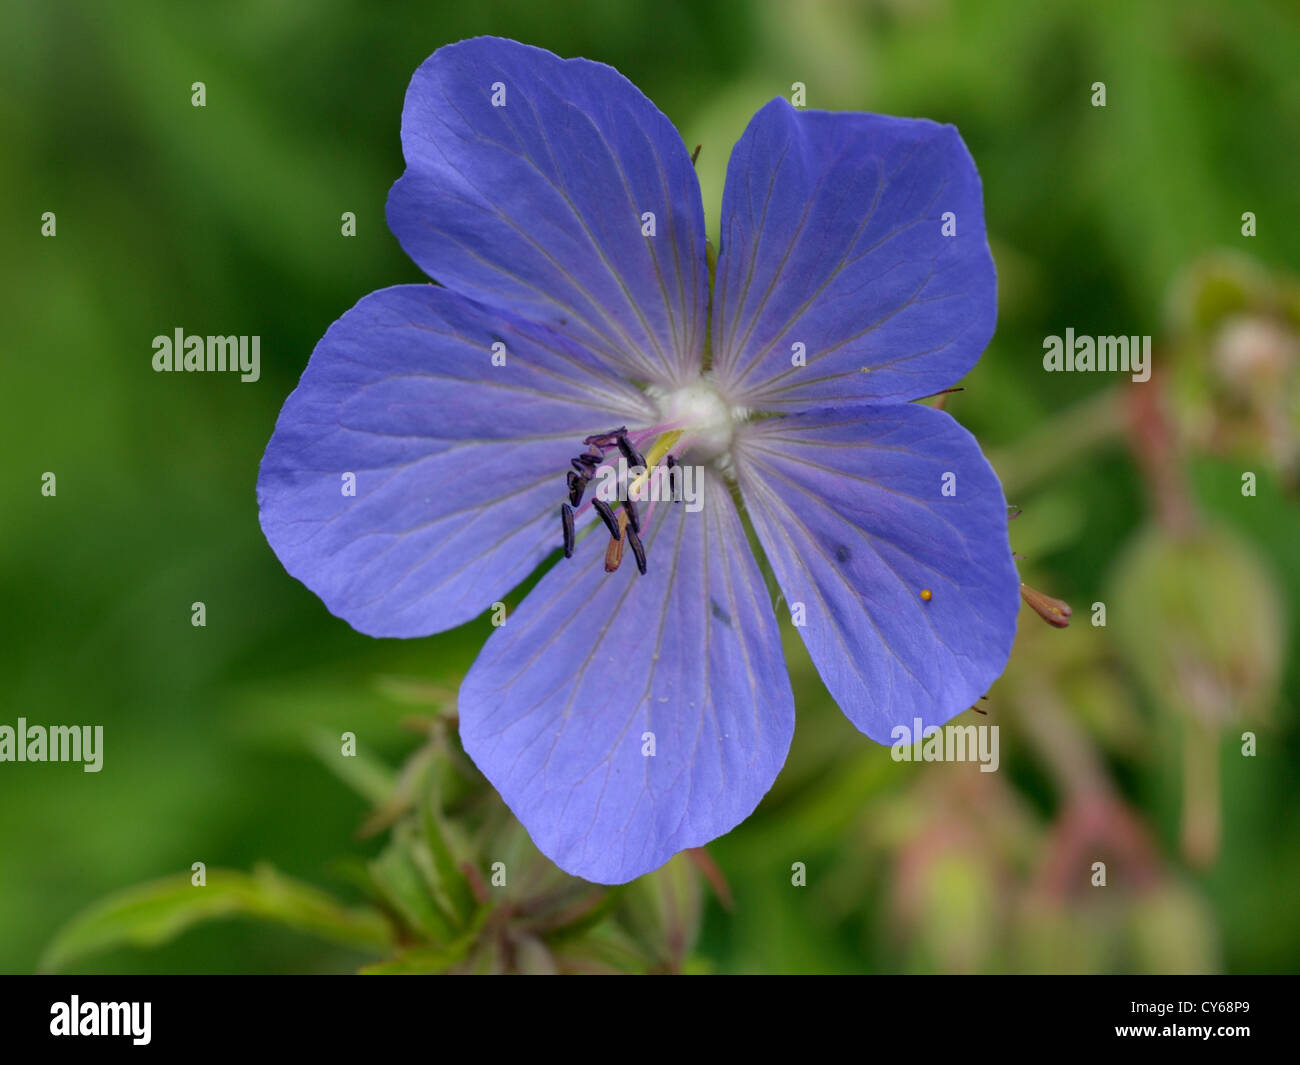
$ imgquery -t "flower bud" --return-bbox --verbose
[1020,583,1072,628]
[1107,523,1283,727]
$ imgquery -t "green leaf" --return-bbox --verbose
[531,886,623,944]
[371,674,457,711]
[360,932,476,975]
[360,908,489,974]
[420,797,476,926]
[41,865,394,972]
[367,824,458,941]
[359,941,471,975]
[307,727,396,805]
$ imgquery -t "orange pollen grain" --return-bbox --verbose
[920,589,932,602]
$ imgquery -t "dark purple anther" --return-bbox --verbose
[624,496,640,533]
[566,470,585,507]
[560,503,575,558]
[616,434,646,468]
[666,454,680,502]
[626,524,647,575]
[583,426,628,448]
[591,498,621,539]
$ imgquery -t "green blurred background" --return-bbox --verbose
[3,0,1297,973]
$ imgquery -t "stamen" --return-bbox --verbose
[617,433,647,469]
[604,510,628,573]
[583,426,628,449]
[923,385,965,411]
[591,498,621,540]
[626,522,647,575]
[558,425,679,574]
[566,470,585,507]
[560,503,575,558]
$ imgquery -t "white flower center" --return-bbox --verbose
[652,377,743,465]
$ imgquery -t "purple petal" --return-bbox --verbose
[387,36,708,388]
[733,402,1018,743]
[257,284,652,638]
[459,473,794,884]
[711,100,996,409]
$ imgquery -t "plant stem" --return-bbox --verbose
[990,387,1125,499]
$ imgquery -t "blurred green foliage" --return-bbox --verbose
[2,0,1297,973]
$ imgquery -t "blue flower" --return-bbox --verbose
[258,37,1019,884]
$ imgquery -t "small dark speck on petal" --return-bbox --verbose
[710,600,732,627]
[834,544,852,564]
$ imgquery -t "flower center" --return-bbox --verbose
[555,378,743,576]
[650,378,739,465]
